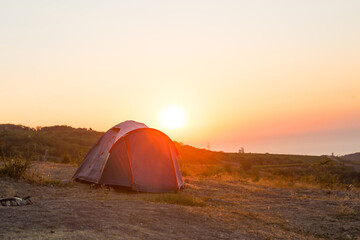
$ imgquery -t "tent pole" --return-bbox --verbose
[125,136,136,191]
[167,144,179,190]
[97,152,110,184]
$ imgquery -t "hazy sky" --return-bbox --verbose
[1,1,359,155]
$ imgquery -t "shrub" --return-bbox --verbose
[0,158,31,179]
[0,141,32,179]
[224,163,233,174]
[241,161,252,171]
[62,152,71,163]
[252,175,260,182]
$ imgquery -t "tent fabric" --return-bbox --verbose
[73,120,184,193]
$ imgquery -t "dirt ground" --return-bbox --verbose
[0,162,359,240]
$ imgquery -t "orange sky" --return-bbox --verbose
[1,1,359,155]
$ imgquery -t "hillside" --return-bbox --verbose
[2,123,360,188]
[0,123,325,166]
[341,152,360,162]
[0,124,103,162]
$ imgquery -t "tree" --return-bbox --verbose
[238,147,245,154]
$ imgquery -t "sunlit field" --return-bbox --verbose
[1,124,359,239]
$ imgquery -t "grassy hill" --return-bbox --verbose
[0,123,324,165]
[0,124,103,162]
[1,123,359,188]
[341,152,360,162]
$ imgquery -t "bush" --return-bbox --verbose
[0,141,32,179]
[0,158,31,179]
[224,163,233,174]
[241,161,252,171]
[62,152,71,163]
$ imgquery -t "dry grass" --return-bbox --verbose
[1,161,360,239]
[333,204,356,217]
[145,192,206,207]
[0,158,31,179]
[24,172,74,187]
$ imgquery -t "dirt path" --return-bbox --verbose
[0,162,359,239]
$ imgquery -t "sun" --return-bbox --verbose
[159,105,187,130]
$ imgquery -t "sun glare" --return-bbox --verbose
[160,105,187,130]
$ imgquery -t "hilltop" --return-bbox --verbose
[341,152,360,162]
[0,123,356,171]
[1,123,359,189]
[0,123,324,165]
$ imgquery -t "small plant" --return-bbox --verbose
[200,165,223,177]
[181,168,191,176]
[224,163,233,174]
[0,158,31,179]
[62,152,71,163]
[241,161,252,171]
[252,175,260,182]
[318,158,332,166]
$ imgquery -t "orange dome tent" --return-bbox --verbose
[73,121,184,193]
